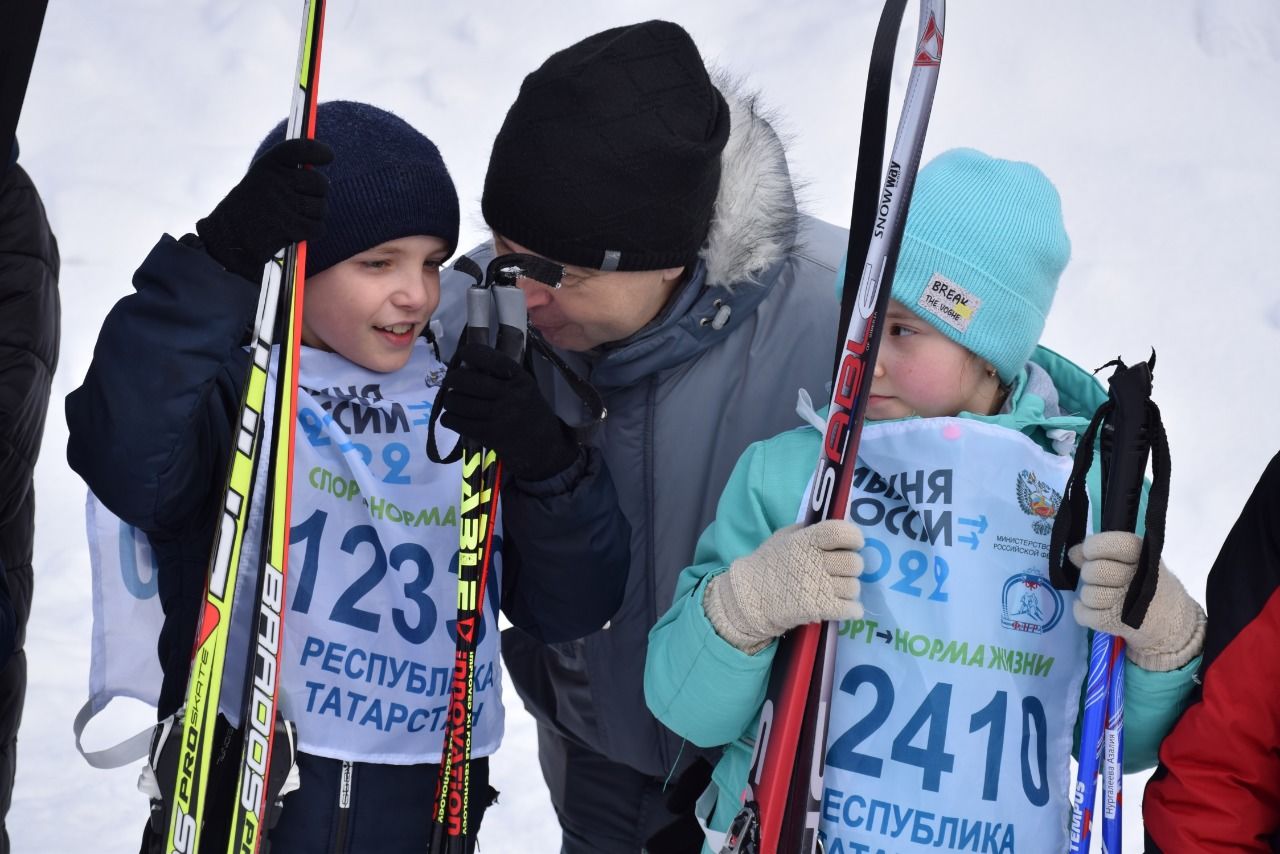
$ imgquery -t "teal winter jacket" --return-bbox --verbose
[644,346,1199,844]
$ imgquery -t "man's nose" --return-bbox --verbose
[517,277,554,309]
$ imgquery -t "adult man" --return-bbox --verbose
[437,21,845,851]
[0,140,60,853]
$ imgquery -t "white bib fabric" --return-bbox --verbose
[818,418,1086,854]
[79,340,504,766]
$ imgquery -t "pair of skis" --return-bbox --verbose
[723,2,945,852]
[164,1,563,846]
[162,3,321,853]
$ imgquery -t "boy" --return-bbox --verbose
[68,100,628,852]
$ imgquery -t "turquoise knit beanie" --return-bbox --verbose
[885,147,1071,383]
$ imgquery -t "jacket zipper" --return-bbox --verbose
[643,376,672,772]
[332,760,353,853]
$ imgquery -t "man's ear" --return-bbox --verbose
[661,265,686,284]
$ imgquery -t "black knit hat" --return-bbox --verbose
[254,100,459,276]
[482,20,730,272]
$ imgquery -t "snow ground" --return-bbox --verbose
[11,1,1280,851]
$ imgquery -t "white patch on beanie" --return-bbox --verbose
[915,272,982,333]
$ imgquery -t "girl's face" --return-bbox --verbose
[301,235,450,373]
[866,300,1006,420]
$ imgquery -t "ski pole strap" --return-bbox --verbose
[1047,360,1170,629]
[452,254,484,287]
[486,252,562,291]
[426,347,465,465]
[525,330,607,434]
[71,698,152,769]
[426,256,484,465]
[1048,400,1109,591]
[1123,399,1169,627]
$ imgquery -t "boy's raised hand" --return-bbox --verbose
[1070,531,1206,671]
[437,342,581,481]
[197,138,333,282]
[704,520,864,655]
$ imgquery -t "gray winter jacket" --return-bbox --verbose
[437,86,847,778]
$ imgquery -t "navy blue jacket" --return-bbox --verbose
[65,235,629,851]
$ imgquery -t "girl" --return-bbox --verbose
[645,148,1204,852]
[67,101,628,853]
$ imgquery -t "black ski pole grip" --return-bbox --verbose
[1099,358,1154,534]
[1093,353,1169,628]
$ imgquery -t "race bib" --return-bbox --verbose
[82,340,504,766]
[818,418,1086,853]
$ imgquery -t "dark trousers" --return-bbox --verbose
[535,722,699,854]
[142,750,495,853]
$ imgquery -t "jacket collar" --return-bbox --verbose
[958,346,1107,453]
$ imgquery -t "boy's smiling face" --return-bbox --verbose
[301,235,450,373]
[866,299,1005,420]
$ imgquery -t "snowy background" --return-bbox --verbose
[11,0,1280,850]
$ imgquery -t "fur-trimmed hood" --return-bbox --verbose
[700,75,801,288]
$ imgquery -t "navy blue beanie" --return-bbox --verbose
[253,100,459,276]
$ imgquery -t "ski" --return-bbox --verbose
[429,254,562,851]
[162,3,326,853]
[724,3,945,852]
[222,2,327,851]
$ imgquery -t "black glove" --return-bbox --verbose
[438,343,581,481]
[196,137,333,282]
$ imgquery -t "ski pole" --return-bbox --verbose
[1102,636,1125,853]
[1053,355,1165,854]
[430,253,561,852]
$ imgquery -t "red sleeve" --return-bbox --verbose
[1144,453,1280,852]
